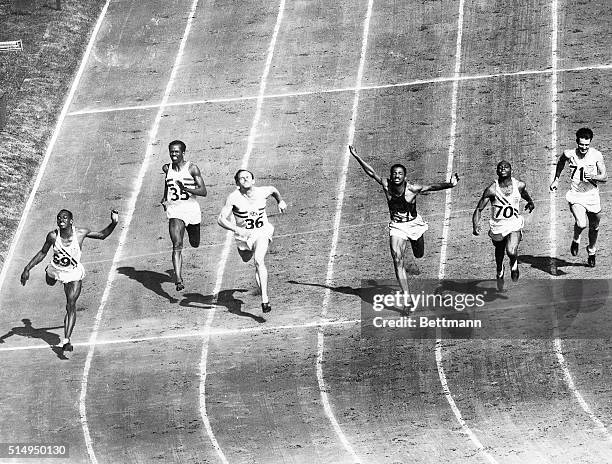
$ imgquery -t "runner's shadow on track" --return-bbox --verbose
[0,318,68,360]
[518,255,588,276]
[116,267,178,303]
[179,289,266,323]
[287,280,413,315]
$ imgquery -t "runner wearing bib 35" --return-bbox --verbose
[550,127,607,267]
[473,161,534,289]
[218,169,287,313]
[161,140,207,291]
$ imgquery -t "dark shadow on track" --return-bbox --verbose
[518,254,588,276]
[0,318,68,360]
[179,289,266,323]
[116,267,178,303]
[287,279,413,315]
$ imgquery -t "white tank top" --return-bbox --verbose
[565,148,602,193]
[228,187,271,230]
[50,226,82,270]
[490,178,521,227]
[165,161,198,205]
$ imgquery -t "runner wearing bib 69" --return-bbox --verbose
[550,127,607,267]
[473,161,535,288]
[20,209,119,352]
[218,169,287,313]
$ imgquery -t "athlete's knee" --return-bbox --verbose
[575,219,587,230]
[254,254,267,269]
[172,239,184,251]
[45,274,57,286]
[189,236,200,248]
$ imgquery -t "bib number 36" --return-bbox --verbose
[245,218,264,229]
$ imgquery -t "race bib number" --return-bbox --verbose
[167,184,189,201]
[493,205,518,219]
[53,253,72,267]
[245,217,264,229]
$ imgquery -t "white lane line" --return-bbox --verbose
[548,0,612,440]
[316,0,374,462]
[0,318,361,353]
[65,63,612,117]
[0,1,112,303]
[78,1,201,463]
[434,0,498,462]
[198,1,286,463]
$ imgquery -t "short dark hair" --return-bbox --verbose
[168,140,186,152]
[497,160,511,170]
[390,164,406,175]
[576,128,593,141]
[234,169,254,184]
[57,209,73,220]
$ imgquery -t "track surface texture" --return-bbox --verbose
[0,0,611,463]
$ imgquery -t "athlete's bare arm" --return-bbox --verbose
[218,198,241,234]
[176,164,207,197]
[161,164,170,210]
[266,186,287,213]
[586,157,607,183]
[550,152,568,191]
[349,145,384,186]
[472,184,495,236]
[20,231,55,285]
[410,173,459,194]
[85,210,119,240]
[518,181,535,212]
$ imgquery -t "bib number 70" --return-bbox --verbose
[245,217,264,229]
[493,205,517,219]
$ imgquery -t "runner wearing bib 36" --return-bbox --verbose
[218,169,287,313]
[550,127,607,267]
[473,161,534,288]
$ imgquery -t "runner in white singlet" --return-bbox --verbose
[218,169,287,313]
[20,209,119,352]
[550,128,607,267]
[160,140,207,291]
[473,161,534,288]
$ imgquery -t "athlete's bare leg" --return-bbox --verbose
[569,202,588,242]
[169,218,186,288]
[390,236,410,294]
[186,223,201,248]
[409,235,425,259]
[505,231,522,280]
[586,211,600,253]
[45,273,57,286]
[237,249,254,262]
[493,238,506,277]
[252,236,270,304]
[62,280,82,350]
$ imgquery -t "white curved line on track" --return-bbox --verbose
[315,0,374,462]
[548,0,612,441]
[65,63,612,117]
[78,1,202,463]
[0,318,362,353]
[197,1,286,463]
[434,0,498,462]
